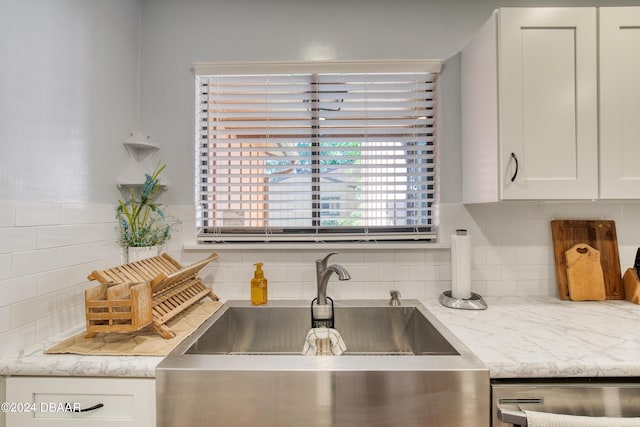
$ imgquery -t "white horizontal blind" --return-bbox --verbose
[196,68,438,242]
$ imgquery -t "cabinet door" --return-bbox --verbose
[600,7,640,199]
[498,8,598,199]
[5,377,155,427]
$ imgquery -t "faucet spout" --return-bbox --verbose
[316,253,351,305]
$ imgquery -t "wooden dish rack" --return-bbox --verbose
[84,252,218,339]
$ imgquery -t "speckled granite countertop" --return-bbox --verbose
[1,296,640,379]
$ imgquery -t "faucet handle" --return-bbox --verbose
[317,252,338,269]
[389,290,401,306]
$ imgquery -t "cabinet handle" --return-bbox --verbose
[510,152,519,182]
[68,403,104,413]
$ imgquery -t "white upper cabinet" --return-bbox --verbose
[462,8,599,202]
[599,7,640,199]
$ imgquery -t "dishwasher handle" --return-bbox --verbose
[497,405,527,426]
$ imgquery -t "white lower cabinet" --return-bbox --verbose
[4,377,155,427]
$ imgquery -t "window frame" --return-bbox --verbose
[193,60,442,243]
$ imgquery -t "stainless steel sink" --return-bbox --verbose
[156,299,489,427]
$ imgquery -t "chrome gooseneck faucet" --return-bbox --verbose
[316,253,351,305]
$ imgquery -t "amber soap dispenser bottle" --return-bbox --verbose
[251,262,268,305]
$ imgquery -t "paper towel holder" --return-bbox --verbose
[440,229,487,310]
[439,290,487,310]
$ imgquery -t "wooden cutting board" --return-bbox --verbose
[564,243,606,301]
[551,220,624,300]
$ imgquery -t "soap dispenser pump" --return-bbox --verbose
[251,262,268,305]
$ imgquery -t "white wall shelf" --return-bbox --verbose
[116,132,169,189]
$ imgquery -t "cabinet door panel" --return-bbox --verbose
[5,377,155,427]
[498,8,598,199]
[600,7,640,199]
[521,27,577,180]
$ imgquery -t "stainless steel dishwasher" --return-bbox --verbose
[492,379,640,426]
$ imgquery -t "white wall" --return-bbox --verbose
[0,0,140,356]
[0,0,140,204]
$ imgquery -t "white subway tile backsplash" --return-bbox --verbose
[61,203,116,224]
[37,263,93,295]
[270,250,304,265]
[196,201,640,304]
[619,245,638,268]
[424,250,450,264]
[0,255,10,280]
[362,282,403,299]
[469,280,488,297]
[10,294,57,328]
[616,220,640,245]
[11,247,61,277]
[283,266,311,283]
[362,251,392,264]
[0,201,123,357]
[408,265,439,281]
[212,266,247,284]
[0,201,15,227]
[394,250,426,264]
[0,306,10,333]
[241,251,273,266]
[437,264,451,281]
[346,265,378,282]
[266,265,288,282]
[515,246,549,265]
[35,304,85,343]
[328,281,364,300]
[2,199,639,357]
[0,227,37,254]
[57,241,119,268]
[15,202,61,226]
[379,264,408,282]
[55,283,88,311]
[501,232,551,246]
[0,323,37,358]
[486,280,518,296]
[484,248,518,266]
[37,223,112,249]
[268,282,303,299]
[516,280,550,296]
[331,251,364,264]
[0,276,38,307]
[473,264,501,281]
[502,264,537,281]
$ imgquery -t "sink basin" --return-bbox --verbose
[186,303,458,356]
[156,299,489,426]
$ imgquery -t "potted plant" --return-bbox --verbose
[116,163,179,262]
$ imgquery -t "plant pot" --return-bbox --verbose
[127,245,159,263]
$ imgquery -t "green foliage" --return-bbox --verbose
[116,163,180,248]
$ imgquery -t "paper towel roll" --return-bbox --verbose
[451,229,472,300]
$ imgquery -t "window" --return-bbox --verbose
[195,61,440,242]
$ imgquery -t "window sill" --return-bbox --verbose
[183,241,450,251]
